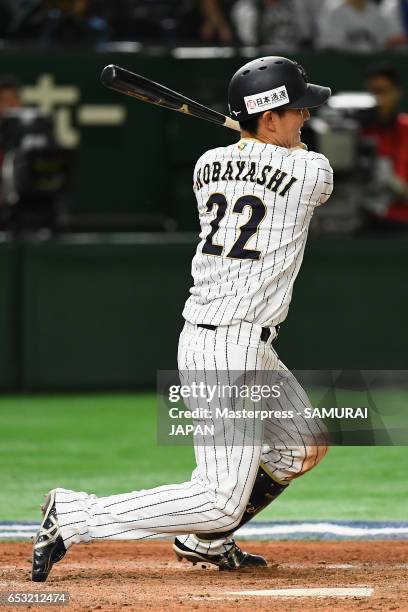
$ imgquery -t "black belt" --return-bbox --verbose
[198,323,277,343]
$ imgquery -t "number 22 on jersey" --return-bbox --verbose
[202,193,266,261]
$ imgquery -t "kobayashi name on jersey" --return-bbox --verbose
[304,407,368,419]
[194,159,297,197]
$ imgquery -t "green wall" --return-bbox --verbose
[19,236,195,389]
[276,236,408,370]
[0,235,407,391]
[3,50,408,229]
[0,242,18,389]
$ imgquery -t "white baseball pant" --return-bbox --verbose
[54,321,327,551]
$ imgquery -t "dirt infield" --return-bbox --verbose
[0,540,407,611]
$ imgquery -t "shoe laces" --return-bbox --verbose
[224,540,245,568]
[35,510,61,550]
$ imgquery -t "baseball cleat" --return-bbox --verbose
[173,537,267,570]
[32,489,66,582]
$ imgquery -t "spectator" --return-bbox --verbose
[0,75,22,215]
[300,0,336,45]
[317,0,394,52]
[40,0,110,46]
[2,0,45,40]
[0,75,22,116]
[380,0,408,46]
[361,65,408,227]
[231,0,307,48]
[0,73,22,178]
[199,0,234,44]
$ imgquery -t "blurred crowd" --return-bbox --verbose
[1,60,407,233]
[1,0,408,234]
[0,0,407,51]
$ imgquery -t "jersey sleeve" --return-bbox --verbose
[302,152,334,207]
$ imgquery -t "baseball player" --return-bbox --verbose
[32,56,333,581]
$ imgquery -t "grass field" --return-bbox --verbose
[0,393,406,522]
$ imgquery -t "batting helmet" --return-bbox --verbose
[228,56,331,122]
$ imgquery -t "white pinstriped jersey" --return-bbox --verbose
[183,138,333,328]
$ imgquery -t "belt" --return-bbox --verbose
[198,323,277,343]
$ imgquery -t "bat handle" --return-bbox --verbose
[224,116,241,132]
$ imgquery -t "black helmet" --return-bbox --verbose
[228,56,331,122]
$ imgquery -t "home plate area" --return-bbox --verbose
[1,535,408,611]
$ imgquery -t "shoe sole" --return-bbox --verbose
[173,542,268,571]
[173,542,223,568]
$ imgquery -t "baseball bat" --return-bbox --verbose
[100,64,240,132]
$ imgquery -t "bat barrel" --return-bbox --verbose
[100,64,116,88]
[100,64,240,132]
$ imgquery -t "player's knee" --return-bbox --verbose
[211,501,244,531]
[293,444,329,478]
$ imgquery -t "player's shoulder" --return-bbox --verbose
[194,145,230,170]
[290,149,333,174]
